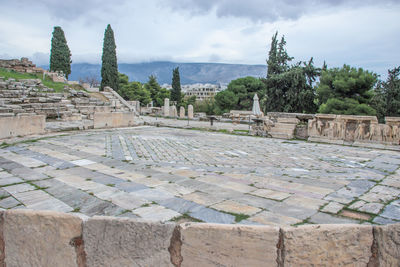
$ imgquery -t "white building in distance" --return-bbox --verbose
[183,83,226,101]
[161,83,227,101]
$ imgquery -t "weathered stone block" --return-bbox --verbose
[187,105,193,119]
[170,105,177,117]
[180,223,279,267]
[93,112,135,129]
[282,224,373,266]
[374,224,400,266]
[83,216,175,266]
[0,114,45,139]
[179,106,185,118]
[163,98,170,117]
[4,209,83,267]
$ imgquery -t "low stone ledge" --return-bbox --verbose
[93,112,135,129]
[3,209,83,267]
[373,224,400,266]
[83,216,175,266]
[282,224,373,266]
[0,114,45,139]
[0,209,398,266]
[180,223,279,267]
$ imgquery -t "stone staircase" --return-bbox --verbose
[268,122,297,139]
[267,117,299,139]
[0,77,114,121]
[100,87,138,114]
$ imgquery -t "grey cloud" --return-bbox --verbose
[8,0,127,20]
[160,0,400,22]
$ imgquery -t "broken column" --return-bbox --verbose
[188,105,194,119]
[163,98,169,117]
[180,106,185,118]
[170,105,177,117]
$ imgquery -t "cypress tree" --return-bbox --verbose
[171,67,182,105]
[50,26,71,79]
[266,32,293,78]
[100,24,119,91]
[266,32,278,78]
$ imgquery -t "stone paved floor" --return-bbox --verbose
[0,126,399,226]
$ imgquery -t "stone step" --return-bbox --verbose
[269,123,297,132]
[269,132,293,139]
[0,113,14,117]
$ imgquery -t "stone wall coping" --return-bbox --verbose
[386,117,400,122]
[0,209,399,266]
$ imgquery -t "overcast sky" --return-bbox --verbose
[0,0,399,77]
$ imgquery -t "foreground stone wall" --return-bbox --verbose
[0,210,399,266]
[93,112,135,129]
[0,114,45,139]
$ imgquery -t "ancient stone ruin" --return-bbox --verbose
[0,59,399,266]
[0,58,44,74]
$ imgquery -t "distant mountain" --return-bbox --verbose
[42,62,266,85]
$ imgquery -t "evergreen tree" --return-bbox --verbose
[49,26,71,79]
[264,32,317,113]
[266,32,279,77]
[316,65,377,115]
[372,66,400,121]
[322,61,328,71]
[100,24,119,91]
[144,75,161,101]
[171,67,182,105]
[215,76,265,114]
[266,32,293,77]
[383,67,400,117]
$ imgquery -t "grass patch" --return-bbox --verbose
[0,142,10,148]
[26,181,48,190]
[0,68,89,93]
[232,213,250,222]
[72,207,81,213]
[170,213,203,222]
[217,210,250,222]
[291,217,312,226]
[120,209,131,215]
[106,183,115,187]
[233,129,249,133]
[0,195,10,201]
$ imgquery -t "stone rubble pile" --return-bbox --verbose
[0,77,129,122]
[0,58,44,74]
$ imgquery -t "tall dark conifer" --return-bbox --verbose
[266,32,278,78]
[50,26,71,79]
[171,67,182,105]
[100,24,119,91]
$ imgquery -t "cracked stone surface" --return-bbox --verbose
[0,126,399,225]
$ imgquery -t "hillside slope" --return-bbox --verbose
[51,62,266,84]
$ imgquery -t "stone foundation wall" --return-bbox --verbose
[0,58,44,74]
[263,112,400,146]
[93,112,135,129]
[0,114,45,139]
[0,210,399,266]
[308,114,400,145]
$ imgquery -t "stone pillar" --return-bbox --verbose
[188,105,194,119]
[163,98,169,117]
[170,105,177,117]
[180,106,185,118]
